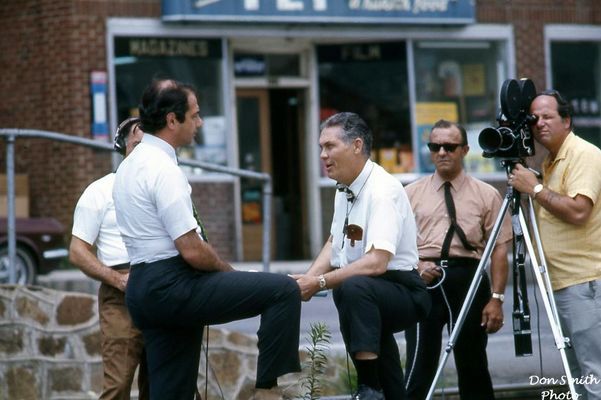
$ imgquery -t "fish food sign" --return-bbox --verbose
[162,0,475,24]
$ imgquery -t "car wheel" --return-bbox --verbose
[0,245,37,285]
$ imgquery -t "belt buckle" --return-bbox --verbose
[439,259,448,268]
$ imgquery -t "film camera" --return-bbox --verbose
[478,78,538,159]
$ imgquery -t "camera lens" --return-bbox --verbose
[478,127,515,153]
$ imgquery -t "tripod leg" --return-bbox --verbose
[518,206,579,398]
[425,195,512,400]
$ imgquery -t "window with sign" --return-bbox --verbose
[413,41,508,173]
[317,42,412,174]
[551,41,601,148]
[114,37,225,168]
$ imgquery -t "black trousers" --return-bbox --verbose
[404,261,494,400]
[333,269,430,400]
[126,255,302,400]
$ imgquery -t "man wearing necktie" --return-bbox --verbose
[404,119,511,399]
[293,112,431,399]
[113,79,301,399]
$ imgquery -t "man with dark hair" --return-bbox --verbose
[510,90,601,399]
[113,80,301,400]
[70,117,148,400]
[404,119,511,399]
[293,112,430,399]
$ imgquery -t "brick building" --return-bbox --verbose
[1,0,600,262]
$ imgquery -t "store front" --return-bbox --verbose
[546,25,601,149]
[107,1,515,261]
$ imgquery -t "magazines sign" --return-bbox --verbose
[162,0,475,24]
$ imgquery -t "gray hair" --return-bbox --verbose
[320,112,372,156]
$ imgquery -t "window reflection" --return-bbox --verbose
[114,37,226,170]
[317,42,412,174]
[551,41,601,148]
[413,41,505,173]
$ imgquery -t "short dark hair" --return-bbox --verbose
[320,112,372,156]
[138,79,197,134]
[536,89,573,128]
[431,119,468,145]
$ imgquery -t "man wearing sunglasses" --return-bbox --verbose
[404,119,511,399]
[70,117,148,400]
[510,90,601,399]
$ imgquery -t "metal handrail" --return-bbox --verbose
[0,128,272,283]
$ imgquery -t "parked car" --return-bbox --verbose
[0,217,68,285]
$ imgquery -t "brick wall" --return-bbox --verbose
[191,181,237,260]
[0,0,161,233]
[477,0,601,91]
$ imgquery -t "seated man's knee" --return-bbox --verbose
[337,275,372,298]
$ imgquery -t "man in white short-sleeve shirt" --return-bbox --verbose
[292,112,430,400]
[70,117,148,400]
[113,80,301,400]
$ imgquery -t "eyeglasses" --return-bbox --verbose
[427,142,464,153]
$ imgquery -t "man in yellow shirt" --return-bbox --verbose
[511,90,601,399]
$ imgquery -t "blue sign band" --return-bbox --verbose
[162,0,475,25]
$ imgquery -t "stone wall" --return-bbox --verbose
[0,285,349,400]
[0,285,102,400]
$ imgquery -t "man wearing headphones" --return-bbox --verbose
[70,117,147,400]
[403,119,511,399]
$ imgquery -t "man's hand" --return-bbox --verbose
[116,272,129,292]
[289,274,320,301]
[417,261,442,284]
[509,163,539,195]
[481,299,504,333]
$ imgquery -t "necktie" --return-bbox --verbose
[440,181,476,259]
[192,201,209,243]
[336,183,355,203]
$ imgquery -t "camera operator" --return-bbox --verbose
[510,90,601,399]
[113,79,301,399]
[404,119,512,400]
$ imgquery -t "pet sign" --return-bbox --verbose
[162,0,475,25]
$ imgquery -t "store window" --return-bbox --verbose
[413,41,507,173]
[550,41,601,148]
[317,42,412,174]
[114,37,225,168]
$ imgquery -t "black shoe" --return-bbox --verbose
[352,384,385,400]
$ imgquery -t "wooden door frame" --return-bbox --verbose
[235,89,272,174]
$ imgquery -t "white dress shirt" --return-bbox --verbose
[330,159,418,271]
[72,173,129,267]
[113,134,198,264]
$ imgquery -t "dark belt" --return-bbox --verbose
[110,262,130,271]
[420,257,479,268]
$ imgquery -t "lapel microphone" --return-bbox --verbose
[336,183,356,203]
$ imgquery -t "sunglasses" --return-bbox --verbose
[427,142,464,153]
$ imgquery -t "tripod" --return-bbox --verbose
[425,162,577,399]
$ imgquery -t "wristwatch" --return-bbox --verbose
[491,292,505,302]
[532,183,544,198]
[318,274,327,290]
